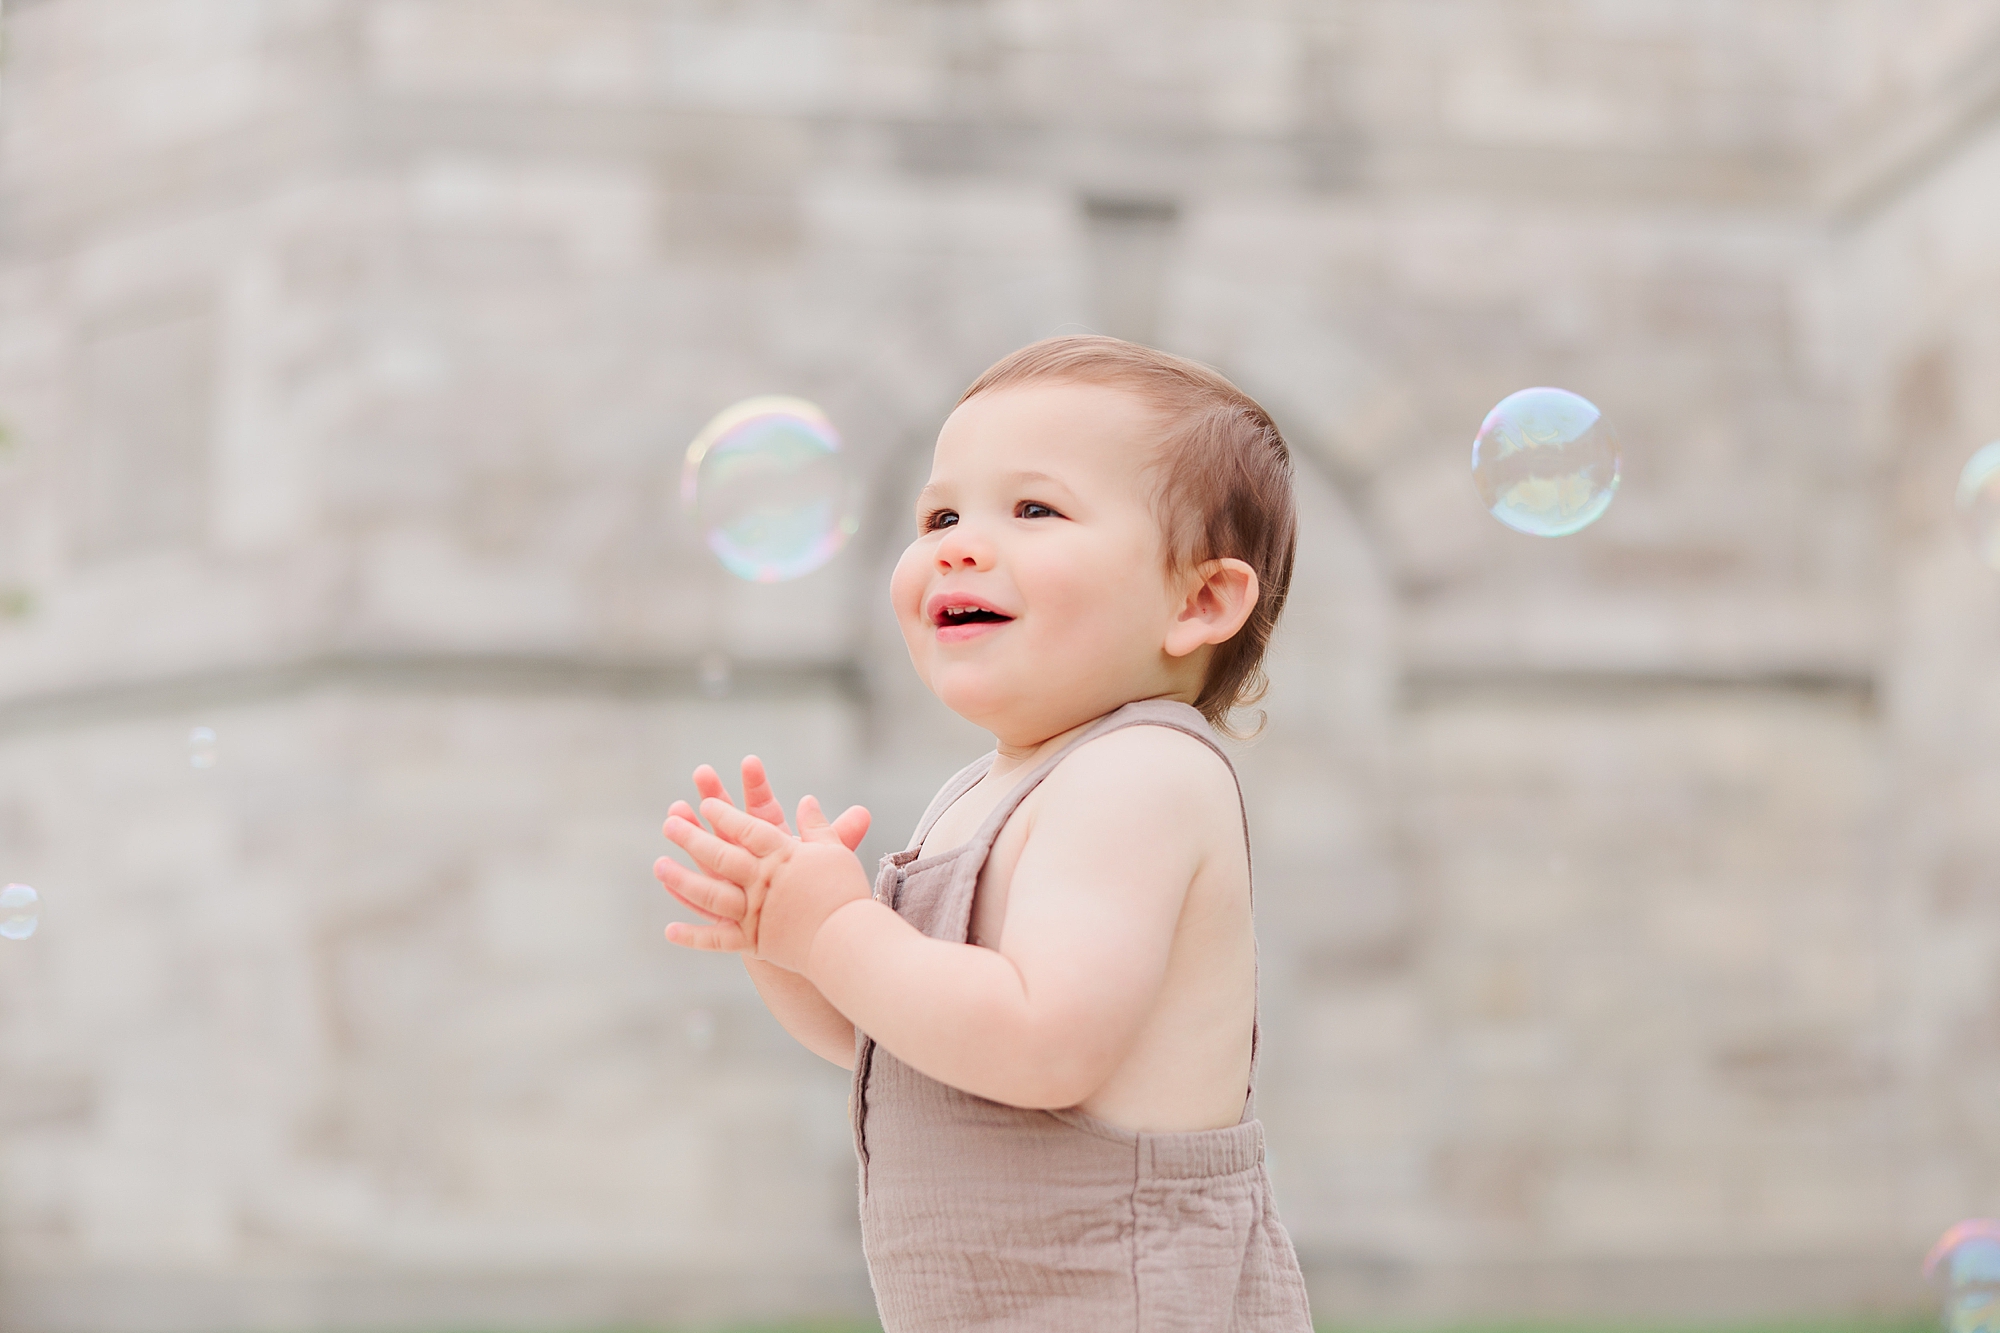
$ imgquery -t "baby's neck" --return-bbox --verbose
[987,718,1092,786]
[986,691,1188,784]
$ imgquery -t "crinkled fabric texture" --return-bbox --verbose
[850,699,1314,1331]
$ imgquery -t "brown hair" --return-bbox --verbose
[957,335,1297,731]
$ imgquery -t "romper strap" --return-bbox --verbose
[906,753,996,852]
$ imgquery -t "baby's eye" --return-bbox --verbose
[1017,501,1062,520]
[922,509,959,532]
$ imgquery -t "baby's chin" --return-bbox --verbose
[920,665,1053,733]
[923,670,1014,729]
[927,668,1148,742]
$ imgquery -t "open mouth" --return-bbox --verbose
[937,606,1011,626]
[928,595,1015,630]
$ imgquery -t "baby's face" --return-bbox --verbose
[891,380,1196,745]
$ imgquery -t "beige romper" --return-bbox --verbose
[850,698,1315,1331]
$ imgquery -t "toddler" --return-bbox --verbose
[654,336,1313,1331]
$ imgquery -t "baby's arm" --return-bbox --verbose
[740,957,856,1069]
[685,728,1226,1109]
[657,759,864,1069]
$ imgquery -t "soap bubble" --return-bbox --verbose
[1471,387,1621,537]
[1928,1220,2000,1333]
[1,884,39,940]
[1956,442,2000,570]
[684,1007,717,1052]
[188,726,217,770]
[682,397,856,583]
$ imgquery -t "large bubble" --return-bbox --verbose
[1956,442,2000,570]
[682,397,856,583]
[1928,1220,2000,1333]
[1471,387,1621,537]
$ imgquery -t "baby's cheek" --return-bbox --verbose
[888,544,930,635]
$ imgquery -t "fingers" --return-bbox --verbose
[739,756,792,831]
[662,883,725,923]
[654,855,747,923]
[674,763,862,855]
[798,795,870,850]
[797,793,829,835]
[665,919,748,952]
[668,766,733,836]
[832,804,871,852]
[665,814,765,887]
[796,794,839,847]
[658,871,723,922]
[700,797,794,857]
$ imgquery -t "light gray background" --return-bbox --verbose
[1,1,1998,1328]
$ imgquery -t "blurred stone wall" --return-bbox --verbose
[1,2,1998,1329]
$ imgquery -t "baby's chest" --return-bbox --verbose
[910,774,1042,949]
[964,794,1038,950]
[916,767,1009,861]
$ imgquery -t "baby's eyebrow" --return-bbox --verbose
[1007,470,1067,489]
[915,470,1074,509]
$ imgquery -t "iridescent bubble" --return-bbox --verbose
[1928,1220,2000,1333]
[1471,387,1621,537]
[682,397,856,583]
[1,883,39,941]
[188,726,218,770]
[1956,442,2000,570]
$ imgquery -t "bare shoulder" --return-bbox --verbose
[1034,723,1241,835]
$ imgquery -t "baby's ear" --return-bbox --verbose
[1165,558,1258,658]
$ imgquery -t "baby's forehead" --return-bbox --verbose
[936,380,1169,472]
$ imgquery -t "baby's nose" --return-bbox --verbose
[934,527,991,569]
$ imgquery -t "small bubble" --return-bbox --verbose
[698,652,732,699]
[188,726,218,770]
[1472,387,1622,537]
[1,883,38,941]
[682,396,855,583]
[684,1007,717,1052]
[1957,443,2000,570]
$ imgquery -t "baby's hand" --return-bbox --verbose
[655,756,870,956]
[678,757,871,849]
[664,794,872,973]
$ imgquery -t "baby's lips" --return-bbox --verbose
[923,590,1013,625]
